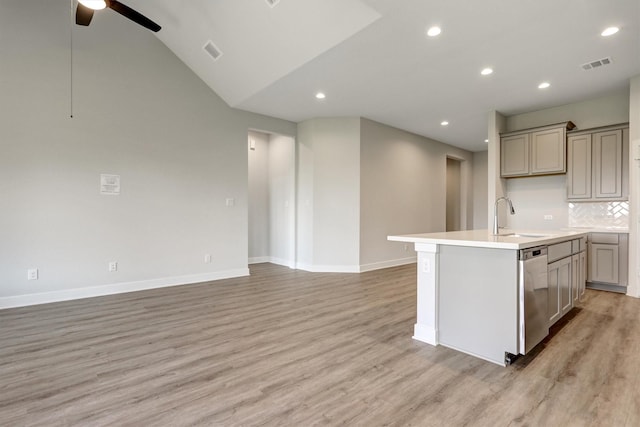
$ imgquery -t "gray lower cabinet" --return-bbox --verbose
[567,124,628,201]
[571,250,587,305]
[587,233,628,292]
[548,256,571,326]
[589,243,619,283]
[548,237,586,326]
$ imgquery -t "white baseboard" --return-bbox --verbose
[0,268,250,310]
[249,256,294,268]
[358,257,417,272]
[296,257,416,273]
[296,263,360,273]
[269,257,295,269]
[413,323,438,346]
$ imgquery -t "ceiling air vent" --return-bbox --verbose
[581,57,612,71]
[203,40,223,61]
[265,0,280,8]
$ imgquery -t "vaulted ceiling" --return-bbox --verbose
[82,1,640,150]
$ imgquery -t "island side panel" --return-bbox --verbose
[438,245,519,366]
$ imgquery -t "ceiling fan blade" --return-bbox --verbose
[75,3,95,26]
[108,0,161,32]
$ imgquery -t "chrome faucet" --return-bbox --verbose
[493,197,515,235]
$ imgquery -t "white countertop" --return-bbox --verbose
[388,229,589,250]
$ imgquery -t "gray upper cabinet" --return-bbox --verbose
[567,124,628,201]
[501,133,529,176]
[500,122,574,178]
[567,134,592,199]
[530,127,566,174]
[593,129,623,199]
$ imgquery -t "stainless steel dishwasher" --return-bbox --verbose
[518,246,549,354]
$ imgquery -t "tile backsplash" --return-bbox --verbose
[568,201,629,228]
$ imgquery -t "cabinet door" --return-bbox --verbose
[579,251,587,299]
[501,133,529,177]
[548,257,571,326]
[571,254,579,305]
[559,257,572,316]
[593,130,622,199]
[589,243,619,284]
[530,127,566,175]
[567,134,592,199]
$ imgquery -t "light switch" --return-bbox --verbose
[226,198,235,207]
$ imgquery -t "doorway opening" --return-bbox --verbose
[247,130,296,268]
[446,157,463,232]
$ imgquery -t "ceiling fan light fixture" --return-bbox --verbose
[78,0,107,10]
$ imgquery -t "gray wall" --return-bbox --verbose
[359,118,474,269]
[472,151,488,229]
[247,131,295,266]
[296,118,361,271]
[0,0,295,304]
[506,90,630,132]
[248,131,271,261]
[268,134,296,267]
[446,158,462,231]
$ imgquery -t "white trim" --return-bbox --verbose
[295,263,360,273]
[358,257,417,272]
[269,257,295,269]
[249,256,295,268]
[413,323,438,346]
[0,269,250,310]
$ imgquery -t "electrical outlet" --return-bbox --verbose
[108,261,118,272]
[544,215,553,220]
[27,268,38,280]
[204,254,212,263]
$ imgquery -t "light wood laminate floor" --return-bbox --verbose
[1,263,640,426]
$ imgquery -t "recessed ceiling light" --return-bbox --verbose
[315,92,326,99]
[601,26,620,37]
[427,26,442,37]
[484,139,489,143]
[481,68,493,76]
[441,121,449,126]
[538,82,551,89]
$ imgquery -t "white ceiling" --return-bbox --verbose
[102,0,639,151]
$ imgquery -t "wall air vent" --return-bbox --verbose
[265,0,280,8]
[203,40,223,61]
[581,57,612,71]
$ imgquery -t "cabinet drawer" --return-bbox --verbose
[548,241,572,263]
[590,233,619,244]
[572,237,587,253]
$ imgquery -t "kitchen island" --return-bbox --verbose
[388,229,588,366]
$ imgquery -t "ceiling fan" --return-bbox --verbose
[75,0,161,32]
